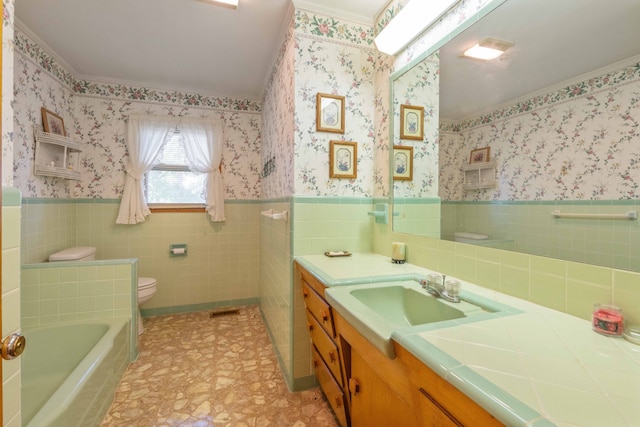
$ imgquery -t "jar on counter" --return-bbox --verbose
[592,304,624,336]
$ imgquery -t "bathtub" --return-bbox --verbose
[22,318,130,427]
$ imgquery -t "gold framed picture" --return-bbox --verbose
[399,104,424,141]
[469,147,491,164]
[316,93,345,133]
[393,145,413,181]
[41,107,66,136]
[329,140,357,179]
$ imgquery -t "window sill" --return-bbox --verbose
[149,204,206,213]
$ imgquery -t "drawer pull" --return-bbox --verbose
[334,396,343,408]
[312,359,319,369]
[320,309,329,322]
[303,288,309,298]
[349,378,360,396]
[329,351,336,362]
[307,322,314,332]
[419,387,464,427]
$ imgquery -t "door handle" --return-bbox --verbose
[2,333,26,360]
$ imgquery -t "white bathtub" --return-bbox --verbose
[22,318,130,427]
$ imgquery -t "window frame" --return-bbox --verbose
[145,131,206,212]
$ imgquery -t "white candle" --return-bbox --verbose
[392,242,406,261]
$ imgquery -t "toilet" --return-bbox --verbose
[48,246,157,335]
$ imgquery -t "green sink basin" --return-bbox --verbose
[350,286,466,326]
[325,279,511,358]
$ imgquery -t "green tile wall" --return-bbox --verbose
[442,201,640,271]
[375,220,640,326]
[258,200,294,386]
[22,199,261,315]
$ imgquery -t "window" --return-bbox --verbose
[146,130,206,206]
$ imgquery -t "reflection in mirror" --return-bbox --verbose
[392,0,640,272]
[392,55,440,238]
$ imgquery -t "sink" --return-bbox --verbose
[325,279,514,358]
[350,286,466,327]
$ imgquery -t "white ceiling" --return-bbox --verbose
[15,0,389,100]
[439,0,640,120]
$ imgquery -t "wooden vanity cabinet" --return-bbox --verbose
[395,344,504,427]
[333,310,418,427]
[296,263,349,426]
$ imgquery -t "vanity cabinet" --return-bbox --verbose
[296,263,349,427]
[33,128,83,180]
[395,344,503,427]
[333,310,417,427]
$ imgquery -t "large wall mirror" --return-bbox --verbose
[391,0,640,272]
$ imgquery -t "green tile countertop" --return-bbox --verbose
[295,252,425,286]
[296,253,640,427]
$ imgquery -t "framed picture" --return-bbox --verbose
[399,104,424,140]
[316,93,345,133]
[469,147,491,164]
[393,145,413,181]
[41,107,66,136]
[329,140,357,179]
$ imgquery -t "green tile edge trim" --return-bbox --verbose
[22,197,261,205]
[2,187,22,206]
[140,298,259,317]
[293,196,374,205]
[443,199,639,206]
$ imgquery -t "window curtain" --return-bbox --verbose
[180,120,225,222]
[116,116,173,224]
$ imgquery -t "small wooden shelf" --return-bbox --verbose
[462,160,496,190]
[33,127,83,180]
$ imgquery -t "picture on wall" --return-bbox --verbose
[399,104,424,140]
[329,140,357,179]
[41,107,66,136]
[469,147,491,164]
[316,93,345,133]
[393,145,413,181]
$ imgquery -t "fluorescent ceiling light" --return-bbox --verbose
[374,0,458,55]
[209,0,238,9]
[463,37,514,60]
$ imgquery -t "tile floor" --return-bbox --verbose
[100,306,339,426]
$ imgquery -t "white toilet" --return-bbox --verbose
[48,246,157,335]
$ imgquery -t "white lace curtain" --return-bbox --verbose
[116,116,225,224]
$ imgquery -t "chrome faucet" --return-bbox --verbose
[420,274,461,303]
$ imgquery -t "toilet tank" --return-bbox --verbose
[49,246,97,262]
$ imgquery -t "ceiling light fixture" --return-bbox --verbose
[374,0,458,56]
[463,37,514,60]
[209,0,238,9]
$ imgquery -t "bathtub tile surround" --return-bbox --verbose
[2,187,22,427]
[101,306,338,427]
[21,259,139,361]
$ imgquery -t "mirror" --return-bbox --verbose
[392,0,640,272]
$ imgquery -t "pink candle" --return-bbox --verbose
[592,305,624,336]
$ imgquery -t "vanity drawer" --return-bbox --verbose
[312,346,349,427]
[302,280,336,338]
[306,310,343,385]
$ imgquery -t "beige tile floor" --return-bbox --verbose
[101,305,339,427]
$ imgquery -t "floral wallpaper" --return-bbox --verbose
[2,0,15,186]
[293,10,376,197]
[13,29,262,200]
[440,59,640,201]
[261,13,296,200]
[392,56,439,198]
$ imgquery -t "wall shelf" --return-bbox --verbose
[462,160,496,190]
[33,127,83,180]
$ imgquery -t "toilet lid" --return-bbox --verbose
[138,277,157,290]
